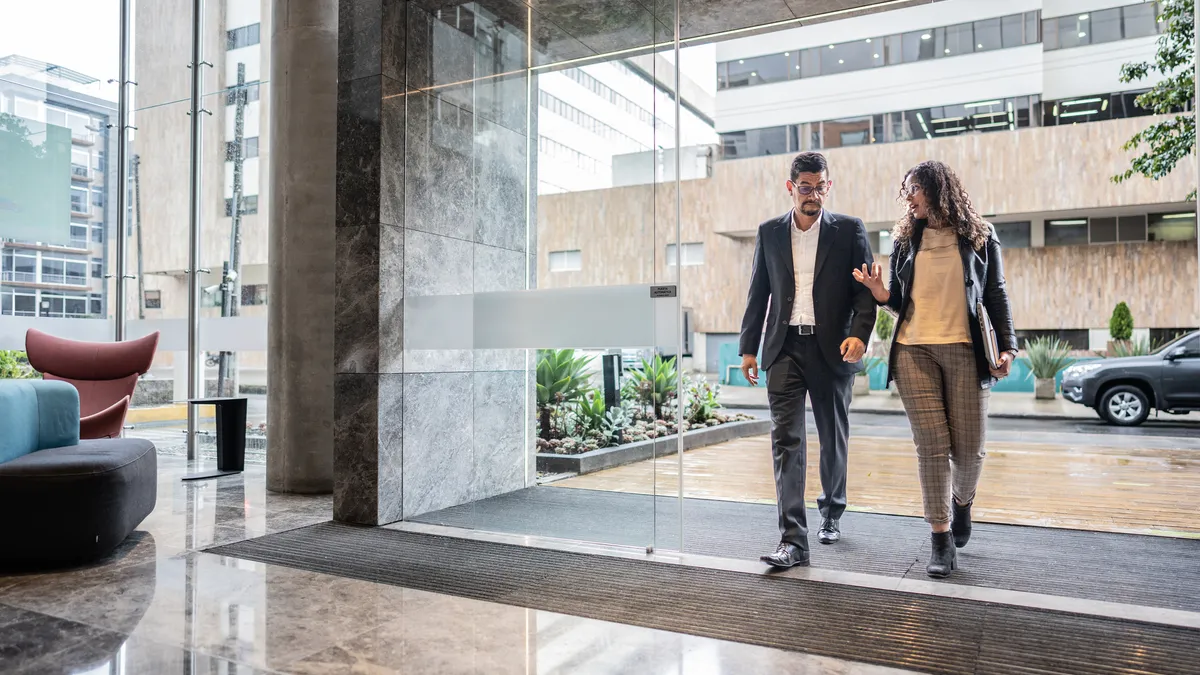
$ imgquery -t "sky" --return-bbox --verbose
[0,0,122,100]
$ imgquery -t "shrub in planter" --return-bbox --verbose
[855,356,885,396]
[535,349,593,440]
[874,308,895,344]
[1019,336,1073,400]
[628,354,678,420]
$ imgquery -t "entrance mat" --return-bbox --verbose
[208,522,1199,675]
[410,487,1200,612]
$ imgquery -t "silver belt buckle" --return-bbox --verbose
[797,324,815,336]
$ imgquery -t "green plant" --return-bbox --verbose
[1109,302,1134,342]
[683,374,722,426]
[1112,0,1197,200]
[0,350,37,379]
[861,355,886,375]
[575,389,607,435]
[628,354,678,420]
[1109,335,1152,358]
[1019,337,1075,380]
[535,349,593,440]
[874,309,895,343]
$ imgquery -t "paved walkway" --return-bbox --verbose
[718,382,1200,421]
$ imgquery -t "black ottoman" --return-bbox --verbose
[0,439,157,568]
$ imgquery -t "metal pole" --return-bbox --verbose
[186,0,208,460]
[674,0,684,554]
[133,154,145,319]
[113,0,130,340]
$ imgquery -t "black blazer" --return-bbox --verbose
[882,222,1018,389]
[739,210,877,375]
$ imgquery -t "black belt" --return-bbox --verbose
[790,324,816,336]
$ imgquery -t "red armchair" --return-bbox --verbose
[25,329,160,440]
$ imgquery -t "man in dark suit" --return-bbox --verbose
[739,151,876,568]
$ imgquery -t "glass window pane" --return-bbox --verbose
[1058,14,1089,49]
[1042,17,1058,49]
[1091,8,1122,44]
[941,22,974,57]
[821,40,874,75]
[1148,213,1199,241]
[1118,215,1147,242]
[903,30,936,62]
[1090,217,1117,243]
[883,35,903,65]
[1123,4,1159,39]
[717,62,728,89]
[822,117,873,148]
[1046,219,1090,246]
[1025,11,1041,44]
[800,47,821,77]
[993,222,1031,248]
[975,18,1002,52]
[725,54,789,87]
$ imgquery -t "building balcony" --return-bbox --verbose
[71,164,93,182]
[1,271,37,283]
[70,205,91,219]
[71,130,96,146]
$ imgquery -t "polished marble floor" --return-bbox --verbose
[0,455,918,674]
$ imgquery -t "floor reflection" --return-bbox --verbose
[0,455,913,674]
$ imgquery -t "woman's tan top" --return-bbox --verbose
[897,226,972,346]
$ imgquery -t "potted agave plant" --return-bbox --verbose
[1019,336,1074,400]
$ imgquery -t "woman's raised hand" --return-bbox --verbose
[852,262,888,303]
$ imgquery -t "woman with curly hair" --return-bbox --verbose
[853,160,1017,578]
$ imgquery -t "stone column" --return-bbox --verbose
[266,0,338,493]
[334,0,534,525]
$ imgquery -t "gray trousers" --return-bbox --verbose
[766,332,853,551]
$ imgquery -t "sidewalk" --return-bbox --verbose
[718,383,1200,422]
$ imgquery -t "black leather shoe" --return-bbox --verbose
[761,542,810,568]
[927,531,957,578]
[817,518,841,545]
[951,500,972,549]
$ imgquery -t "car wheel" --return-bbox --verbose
[1100,385,1150,426]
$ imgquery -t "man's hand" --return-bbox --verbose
[840,337,866,363]
[990,351,1016,378]
[741,354,760,386]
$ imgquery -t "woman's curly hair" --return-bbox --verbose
[892,160,991,251]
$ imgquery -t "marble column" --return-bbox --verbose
[334,0,534,525]
[267,0,339,493]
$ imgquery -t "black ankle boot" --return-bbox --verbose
[927,531,956,578]
[951,500,972,549]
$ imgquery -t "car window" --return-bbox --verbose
[1178,336,1200,357]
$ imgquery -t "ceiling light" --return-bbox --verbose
[784,52,790,56]
[828,44,835,49]
[1102,99,1109,111]
[944,48,951,54]
[795,65,800,69]
[1079,32,1087,38]
[738,59,744,64]
[1079,14,1089,20]
[921,33,931,40]
[1050,220,1088,226]
[977,43,983,49]
[965,100,1002,108]
[1162,213,1193,219]
[1060,109,1099,117]
[865,38,872,43]
[838,59,844,64]
[751,72,757,76]
[1064,98,1103,105]
[874,53,880,58]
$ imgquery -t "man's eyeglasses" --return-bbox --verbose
[789,181,831,196]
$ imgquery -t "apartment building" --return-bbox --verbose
[0,55,114,320]
[538,0,1199,368]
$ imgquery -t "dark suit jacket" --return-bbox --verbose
[739,210,877,375]
[881,222,1018,389]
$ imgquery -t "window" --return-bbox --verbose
[1057,13,1088,50]
[226,137,260,160]
[1024,10,1041,44]
[821,40,874,75]
[89,294,102,316]
[724,54,790,88]
[241,284,268,305]
[1148,213,1198,241]
[720,126,791,159]
[226,81,261,105]
[91,186,104,207]
[93,223,105,244]
[1118,215,1147,242]
[70,224,89,248]
[1003,14,1027,48]
[144,290,162,309]
[1090,7,1123,44]
[548,250,582,272]
[227,23,261,50]
[800,47,821,78]
[91,259,103,279]
[666,242,705,266]
[974,18,1002,52]
[868,230,894,256]
[1089,217,1118,243]
[1043,90,1159,126]
[1123,3,1159,39]
[993,222,1031,248]
[902,29,936,62]
[1016,329,1089,351]
[70,186,89,213]
[1045,219,1089,246]
[937,22,975,57]
[823,116,874,147]
[224,195,260,216]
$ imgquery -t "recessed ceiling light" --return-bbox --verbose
[873,53,880,58]
[751,72,757,76]
[795,65,800,69]
[921,33,931,40]
[838,59,844,64]
[1079,14,1089,20]
[828,44,835,49]
[977,43,983,49]
[1079,31,1087,38]
[865,38,872,43]
[738,59,744,64]
[784,52,790,56]
[944,48,950,54]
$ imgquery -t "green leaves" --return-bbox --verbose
[628,354,679,418]
[1109,302,1134,341]
[535,349,594,407]
[1112,0,1196,199]
[1019,337,1075,380]
[0,350,37,379]
[874,309,895,343]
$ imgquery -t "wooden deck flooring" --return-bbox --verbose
[551,435,1200,537]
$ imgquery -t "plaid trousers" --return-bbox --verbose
[892,343,989,525]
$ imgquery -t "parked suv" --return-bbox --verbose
[1061,331,1200,426]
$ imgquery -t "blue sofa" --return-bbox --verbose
[0,379,156,568]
